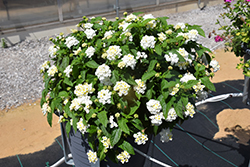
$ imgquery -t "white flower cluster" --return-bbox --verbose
[136,51,148,60]
[41,103,51,115]
[147,99,164,126]
[87,150,98,164]
[177,48,194,70]
[83,23,93,29]
[77,118,89,134]
[125,14,137,22]
[58,115,64,123]
[159,128,173,143]
[158,32,167,43]
[84,28,96,39]
[121,54,137,70]
[118,21,131,32]
[95,64,112,82]
[180,73,196,83]
[64,65,72,77]
[210,60,220,72]
[85,46,96,58]
[106,45,122,60]
[117,151,131,164]
[140,35,156,50]
[165,108,178,122]
[40,61,50,72]
[143,14,156,29]
[97,89,112,105]
[192,81,205,93]
[169,83,180,96]
[48,65,58,77]
[177,30,199,43]
[73,47,82,55]
[133,132,148,145]
[101,136,112,150]
[65,36,79,48]
[74,83,94,97]
[109,115,118,128]
[114,81,130,96]
[103,30,115,39]
[48,45,58,58]
[174,22,186,30]
[133,79,146,94]
[70,96,93,113]
[165,52,179,65]
[184,102,196,118]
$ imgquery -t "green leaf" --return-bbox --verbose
[110,128,122,146]
[164,97,175,118]
[86,109,95,121]
[80,70,87,81]
[142,70,157,81]
[98,111,108,127]
[158,17,169,26]
[118,140,135,155]
[145,86,154,99]
[121,45,130,55]
[181,96,189,107]
[148,60,158,72]
[111,70,119,84]
[174,99,184,119]
[58,91,69,98]
[118,118,130,134]
[122,73,137,85]
[155,44,163,56]
[60,56,69,70]
[85,60,99,68]
[66,121,71,136]
[132,119,144,130]
[129,101,141,116]
[100,125,110,137]
[200,77,216,92]
[183,80,199,89]
[132,12,144,16]
[63,78,73,86]
[196,47,212,57]
[47,112,53,127]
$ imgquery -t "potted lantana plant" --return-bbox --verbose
[214,0,250,75]
[40,12,218,166]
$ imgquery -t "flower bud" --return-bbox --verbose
[155,73,160,77]
[178,75,183,78]
[67,87,71,91]
[58,73,62,77]
[102,17,106,21]
[134,114,139,118]
[116,17,119,20]
[115,113,120,118]
[123,12,128,16]
[168,66,173,70]
[94,99,99,103]
[117,103,122,109]
[92,113,97,118]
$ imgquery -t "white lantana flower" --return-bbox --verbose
[95,64,111,81]
[133,132,148,145]
[74,83,94,97]
[165,52,179,65]
[87,150,98,164]
[106,45,122,60]
[65,36,79,48]
[104,30,115,39]
[109,115,118,128]
[140,35,156,50]
[125,14,137,22]
[165,29,173,35]
[174,22,186,30]
[70,98,81,111]
[184,102,196,118]
[84,28,96,39]
[121,54,137,70]
[73,47,82,55]
[210,60,220,72]
[159,128,173,143]
[146,99,162,114]
[118,21,131,32]
[192,81,205,93]
[40,61,50,72]
[149,112,164,126]
[136,51,148,60]
[134,79,146,94]
[85,46,95,58]
[169,83,180,96]
[48,65,58,77]
[48,45,58,58]
[143,14,156,29]
[118,61,126,69]
[58,115,64,123]
[166,108,178,122]
[83,23,93,29]
[64,65,72,77]
[101,136,112,149]
[63,98,69,105]
[187,29,199,42]
[117,151,131,164]
[77,118,89,134]
[98,89,112,105]
[158,32,166,43]
[70,96,93,113]
[180,73,196,83]
[114,81,130,96]
[41,103,51,115]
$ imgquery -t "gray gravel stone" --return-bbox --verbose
[0,4,228,111]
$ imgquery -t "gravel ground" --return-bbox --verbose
[0,4,229,111]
